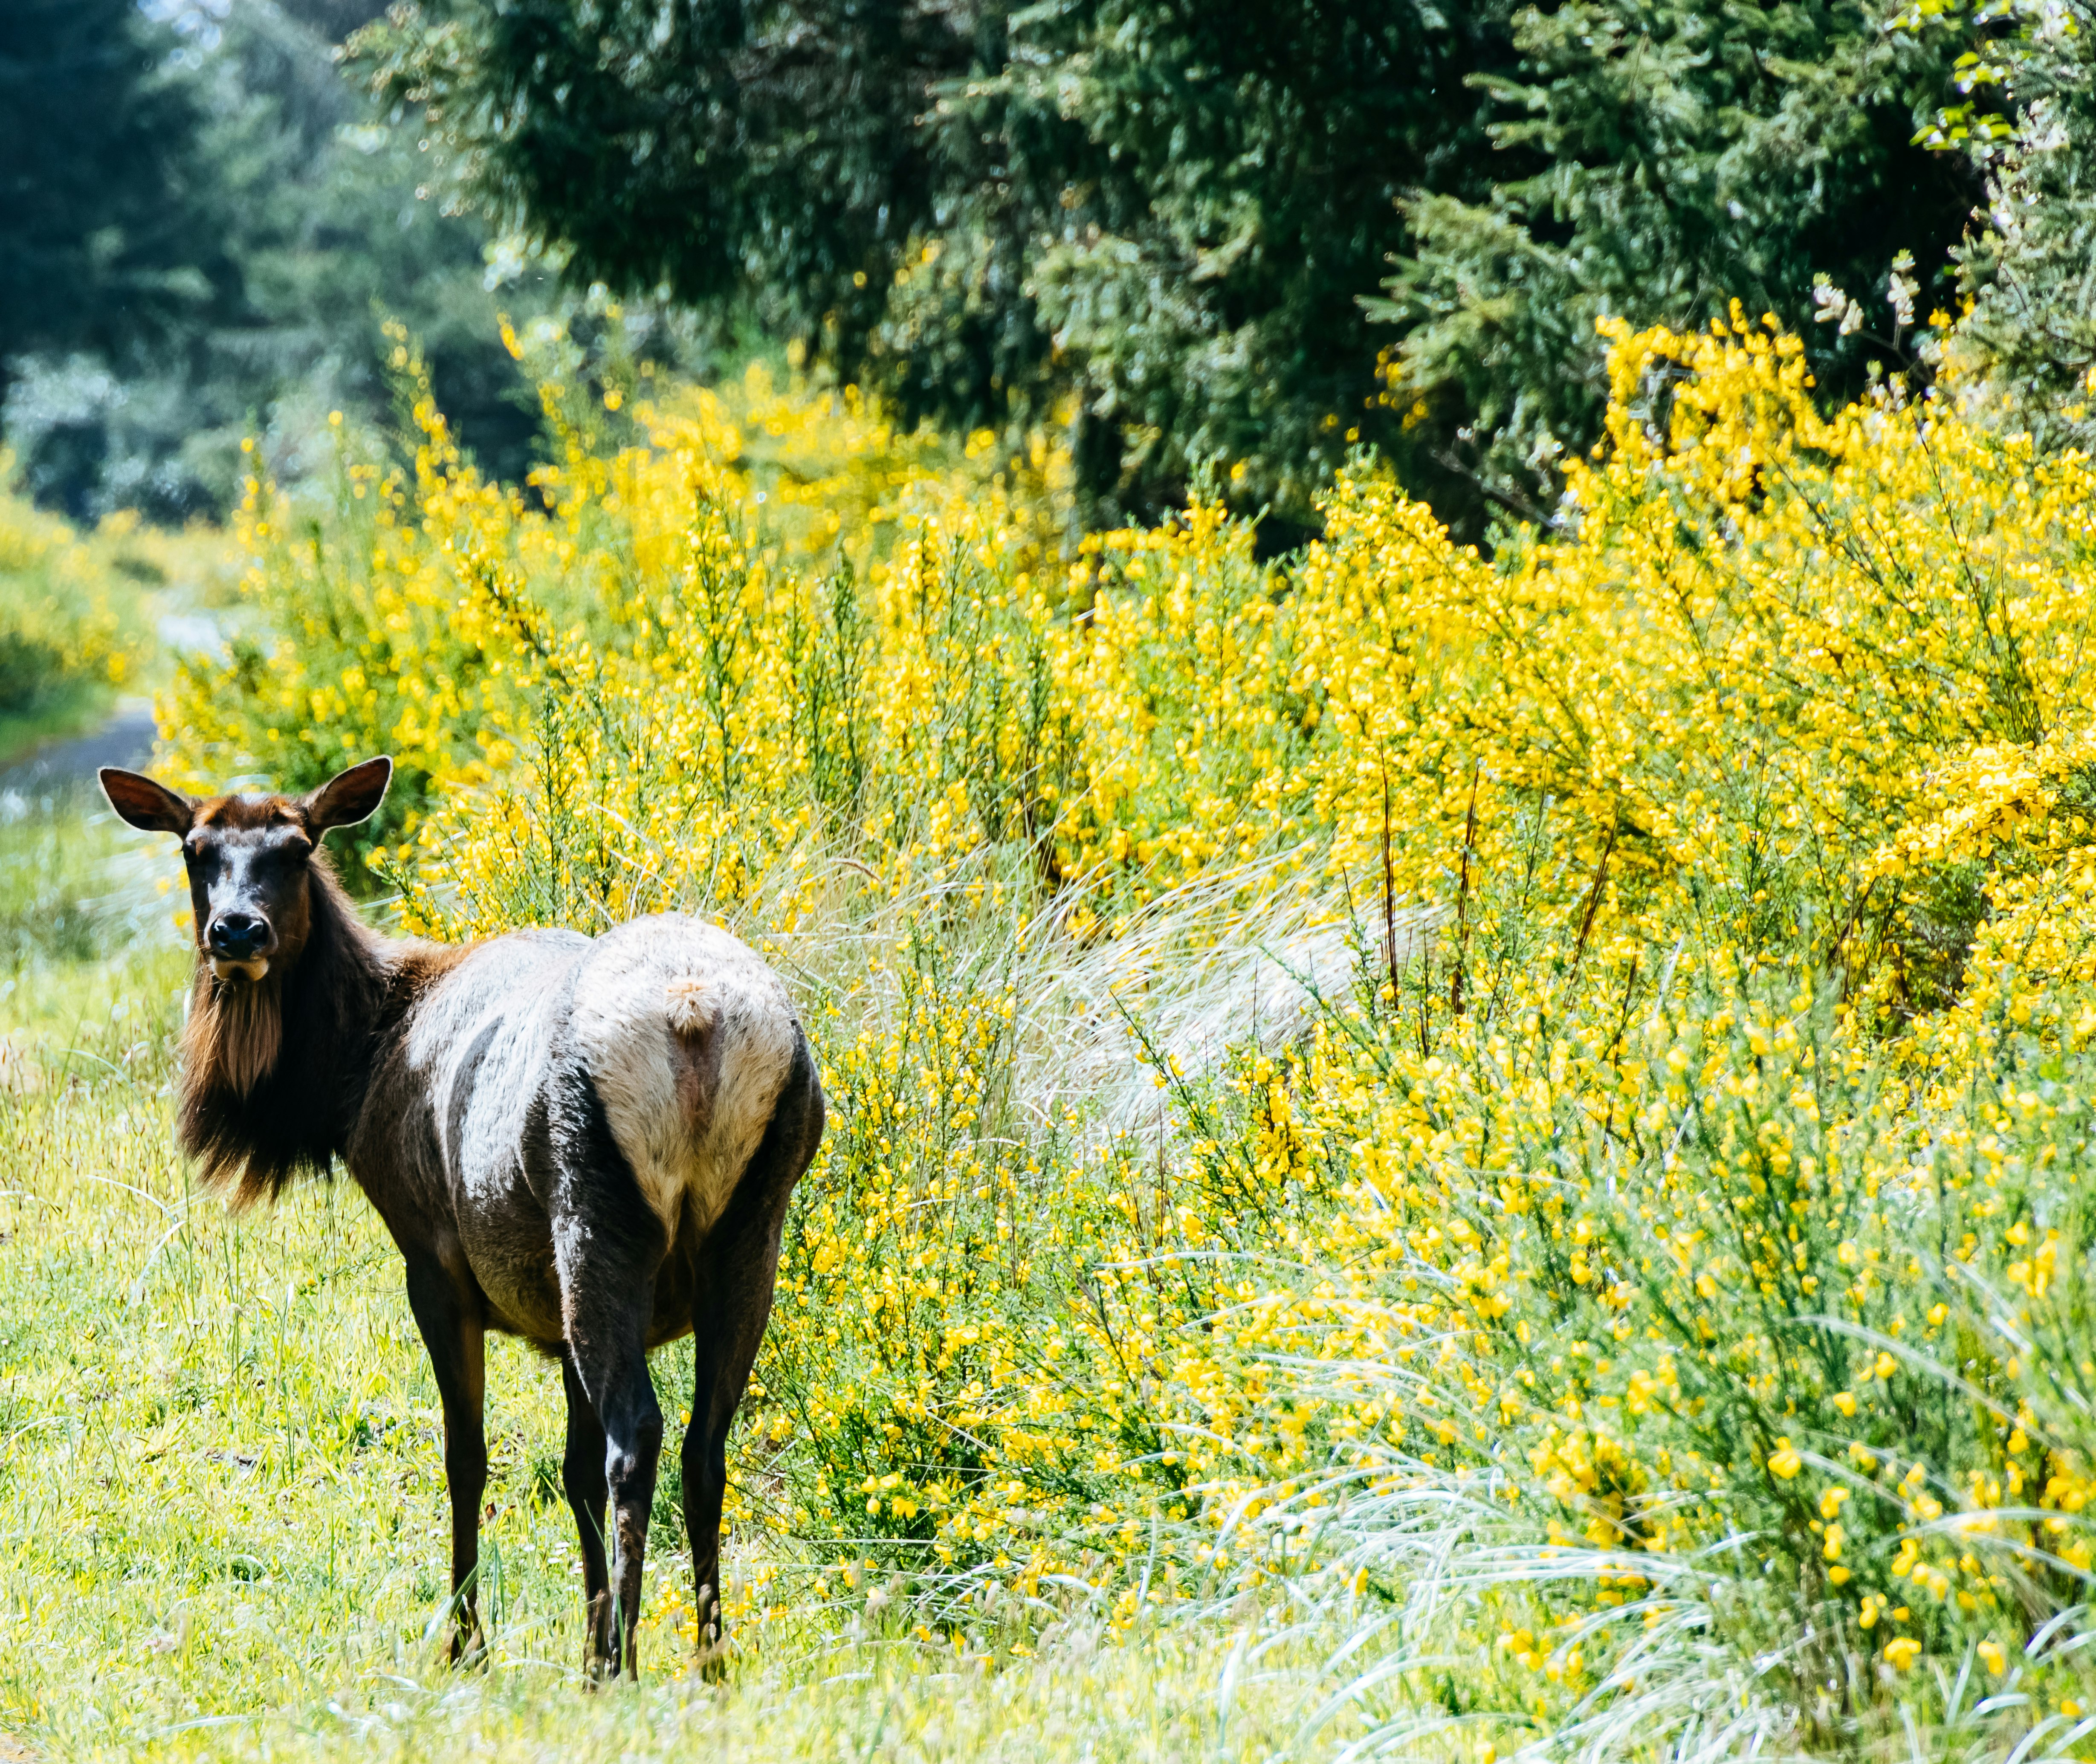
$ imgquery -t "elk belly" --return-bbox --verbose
[568,916,799,1243]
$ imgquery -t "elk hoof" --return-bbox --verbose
[691,1592,728,1683]
[692,1637,729,1685]
[584,1651,633,1690]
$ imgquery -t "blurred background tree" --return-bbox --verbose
[0,0,565,522]
[0,0,230,444]
[19,0,2096,544]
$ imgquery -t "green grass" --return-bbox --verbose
[0,783,188,1023]
[0,797,1329,1761]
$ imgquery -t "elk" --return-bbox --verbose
[101,756,824,1679]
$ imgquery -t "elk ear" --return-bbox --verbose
[303,756,393,833]
[99,768,195,835]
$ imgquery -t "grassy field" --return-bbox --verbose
[0,788,1341,1761]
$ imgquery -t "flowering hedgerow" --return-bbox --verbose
[170,315,2096,1745]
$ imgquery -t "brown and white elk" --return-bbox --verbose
[101,756,824,1679]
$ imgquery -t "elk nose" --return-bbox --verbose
[208,912,268,958]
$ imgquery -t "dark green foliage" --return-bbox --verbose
[903,1,1511,530]
[366,0,1022,466]
[0,0,228,406]
[0,0,2000,533]
[388,0,986,334]
[1372,1,1978,524]
[369,0,1978,537]
[371,0,1505,531]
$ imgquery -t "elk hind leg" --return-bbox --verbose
[561,1356,613,1666]
[568,1320,661,1680]
[685,1034,826,1666]
[680,1351,730,1666]
[550,1066,672,1679]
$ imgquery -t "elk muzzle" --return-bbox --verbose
[208,910,274,982]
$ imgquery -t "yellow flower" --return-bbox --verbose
[159,307,2096,1631]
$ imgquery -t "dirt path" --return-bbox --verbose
[0,699,157,795]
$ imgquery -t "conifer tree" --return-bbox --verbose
[0,0,228,414]
[367,0,1977,533]
[1371,0,1976,522]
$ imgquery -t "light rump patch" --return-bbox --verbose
[567,917,799,1243]
[666,976,722,1132]
[665,976,714,1040]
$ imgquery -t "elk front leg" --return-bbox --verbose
[404,1258,488,1663]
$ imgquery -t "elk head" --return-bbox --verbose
[100,758,393,983]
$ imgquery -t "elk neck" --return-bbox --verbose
[177,856,440,1206]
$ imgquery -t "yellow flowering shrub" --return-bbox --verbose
[169,314,2096,1741]
[0,468,154,747]
[167,329,1070,887]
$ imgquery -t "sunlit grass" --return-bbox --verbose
[0,798,1325,1761]
[0,786,187,1036]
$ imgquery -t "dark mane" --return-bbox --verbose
[177,854,392,1206]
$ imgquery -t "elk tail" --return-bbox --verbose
[665,977,721,1132]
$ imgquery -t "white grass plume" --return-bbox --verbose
[1009,850,1441,1143]
[741,837,1441,1151]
